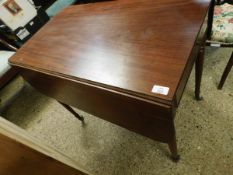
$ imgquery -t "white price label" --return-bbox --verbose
[16,28,30,40]
[152,85,169,95]
[210,43,221,47]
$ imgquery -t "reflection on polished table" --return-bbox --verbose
[9,0,211,161]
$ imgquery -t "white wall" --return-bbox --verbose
[0,0,37,30]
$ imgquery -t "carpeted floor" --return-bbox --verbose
[0,47,233,175]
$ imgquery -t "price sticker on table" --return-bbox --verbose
[151,85,169,95]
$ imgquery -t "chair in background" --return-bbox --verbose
[0,37,18,89]
[46,0,77,18]
[206,0,233,89]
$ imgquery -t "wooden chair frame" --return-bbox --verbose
[206,0,233,89]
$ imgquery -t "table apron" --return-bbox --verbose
[19,68,176,143]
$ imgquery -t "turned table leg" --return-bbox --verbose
[59,101,84,122]
[195,44,205,101]
[168,135,180,162]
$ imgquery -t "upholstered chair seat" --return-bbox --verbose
[0,51,15,77]
[209,3,233,44]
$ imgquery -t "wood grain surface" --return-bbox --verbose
[9,0,211,159]
[0,117,89,175]
[9,0,210,104]
[19,68,175,143]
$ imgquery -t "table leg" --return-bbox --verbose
[58,101,84,122]
[168,133,180,162]
[195,45,205,101]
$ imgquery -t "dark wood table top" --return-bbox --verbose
[9,0,210,104]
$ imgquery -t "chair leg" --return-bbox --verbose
[58,101,84,122]
[218,52,233,90]
[195,45,205,100]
